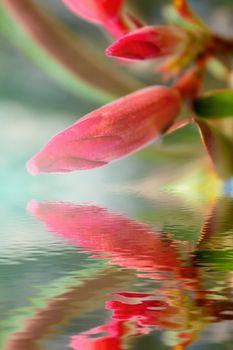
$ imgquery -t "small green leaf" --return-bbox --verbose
[194,90,233,119]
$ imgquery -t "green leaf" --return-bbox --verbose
[194,90,233,119]
[195,249,233,272]
[195,118,233,180]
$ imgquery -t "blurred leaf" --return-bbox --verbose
[195,118,233,179]
[163,5,206,33]
[194,90,233,119]
[0,1,142,103]
[206,58,229,81]
[171,0,209,32]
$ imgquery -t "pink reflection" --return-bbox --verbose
[69,289,193,350]
[28,201,179,276]
[28,201,230,350]
[70,321,125,350]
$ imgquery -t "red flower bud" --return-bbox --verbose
[27,86,181,174]
[106,25,187,60]
[62,0,133,37]
[63,0,122,23]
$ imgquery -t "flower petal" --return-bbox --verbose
[63,0,123,22]
[27,86,181,174]
[62,0,102,24]
[106,26,187,60]
[62,0,129,37]
[194,89,233,119]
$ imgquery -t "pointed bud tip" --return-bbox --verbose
[106,40,160,60]
[105,46,114,56]
[26,158,39,176]
[106,44,132,59]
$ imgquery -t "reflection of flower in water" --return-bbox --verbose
[27,201,179,275]
[69,285,210,349]
[27,201,233,349]
[70,320,127,350]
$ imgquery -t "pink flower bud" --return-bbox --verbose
[106,25,187,60]
[62,0,132,37]
[27,86,181,174]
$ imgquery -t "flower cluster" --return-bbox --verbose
[22,0,233,179]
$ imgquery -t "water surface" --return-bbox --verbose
[0,105,232,350]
